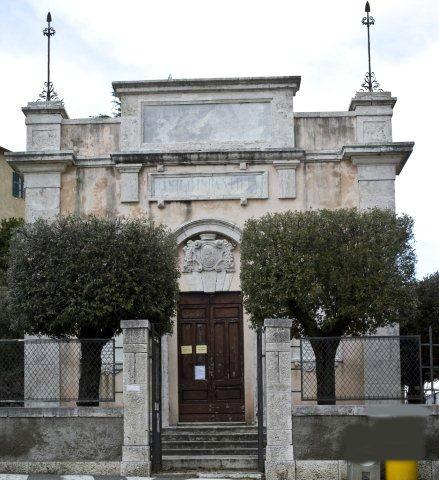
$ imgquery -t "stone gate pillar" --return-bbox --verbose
[121,319,151,476]
[264,318,295,480]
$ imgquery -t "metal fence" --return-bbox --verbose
[297,336,422,402]
[0,338,115,403]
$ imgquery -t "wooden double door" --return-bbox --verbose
[178,292,245,422]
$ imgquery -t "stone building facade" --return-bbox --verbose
[0,146,24,220]
[7,76,414,424]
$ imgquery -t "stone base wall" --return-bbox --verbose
[0,407,123,474]
[1,406,438,477]
[293,460,437,480]
[292,405,439,460]
[0,461,120,475]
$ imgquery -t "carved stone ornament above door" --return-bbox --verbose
[182,234,236,293]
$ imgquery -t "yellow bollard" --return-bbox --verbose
[385,460,418,480]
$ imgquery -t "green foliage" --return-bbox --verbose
[241,208,416,337]
[415,272,439,328]
[401,272,439,384]
[0,217,24,287]
[112,91,121,117]
[7,216,180,338]
[0,289,23,338]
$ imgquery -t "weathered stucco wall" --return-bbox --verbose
[60,160,359,225]
[294,114,356,150]
[0,407,123,474]
[61,119,120,157]
[0,152,25,220]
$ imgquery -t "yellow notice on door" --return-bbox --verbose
[181,345,192,354]
[196,345,207,354]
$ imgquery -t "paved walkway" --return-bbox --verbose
[0,474,261,480]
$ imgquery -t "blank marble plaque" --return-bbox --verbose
[143,102,272,144]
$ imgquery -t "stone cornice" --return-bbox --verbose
[113,76,301,96]
[111,149,305,166]
[22,101,69,119]
[349,91,397,111]
[9,143,412,171]
[5,150,76,174]
[342,142,414,174]
[115,163,143,173]
[273,160,300,170]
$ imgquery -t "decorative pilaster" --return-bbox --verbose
[343,141,413,400]
[349,92,396,143]
[23,101,68,151]
[6,101,72,223]
[120,319,151,476]
[264,318,295,480]
[6,151,74,222]
[342,142,414,212]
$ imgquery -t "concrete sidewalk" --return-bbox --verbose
[0,473,262,480]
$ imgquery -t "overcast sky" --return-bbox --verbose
[0,0,438,278]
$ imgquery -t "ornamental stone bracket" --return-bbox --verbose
[182,234,236,293]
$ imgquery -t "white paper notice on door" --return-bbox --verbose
[195,365,206,380]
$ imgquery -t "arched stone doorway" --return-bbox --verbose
[164,218,255,424]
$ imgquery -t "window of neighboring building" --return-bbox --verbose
[12,171,24,199]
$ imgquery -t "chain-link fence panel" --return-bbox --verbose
[299,336,422,402]
[0,338,115,403]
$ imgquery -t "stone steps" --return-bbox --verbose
[161,423,260,471]
[162,433,258,442]
[164,448,258,456]
[162,455,259,471]
[164,440,258,450]
[163,426,257,434]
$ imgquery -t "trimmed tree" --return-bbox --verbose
[241,208,416,404]
[400,272,439,402]
[0,217,24,288]
[0,218,26,403]
[7,215,179,405]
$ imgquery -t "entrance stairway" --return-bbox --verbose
[161,423,259,471]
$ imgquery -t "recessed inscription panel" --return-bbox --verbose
[148,171,268,201]
[143,102,272,144]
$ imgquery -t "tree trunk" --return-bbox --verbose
[311,338,340,405]
[77,339,106,407]
[400,339,424,404]
[406,384,424,404]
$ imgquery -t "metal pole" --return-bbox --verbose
[366,11,372,91]
[256,327,264,472]
[112,338,116,402]
[429,326,434,398]
[47,20,51,101]
[360,2,381,92]
[38,12,60,102]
